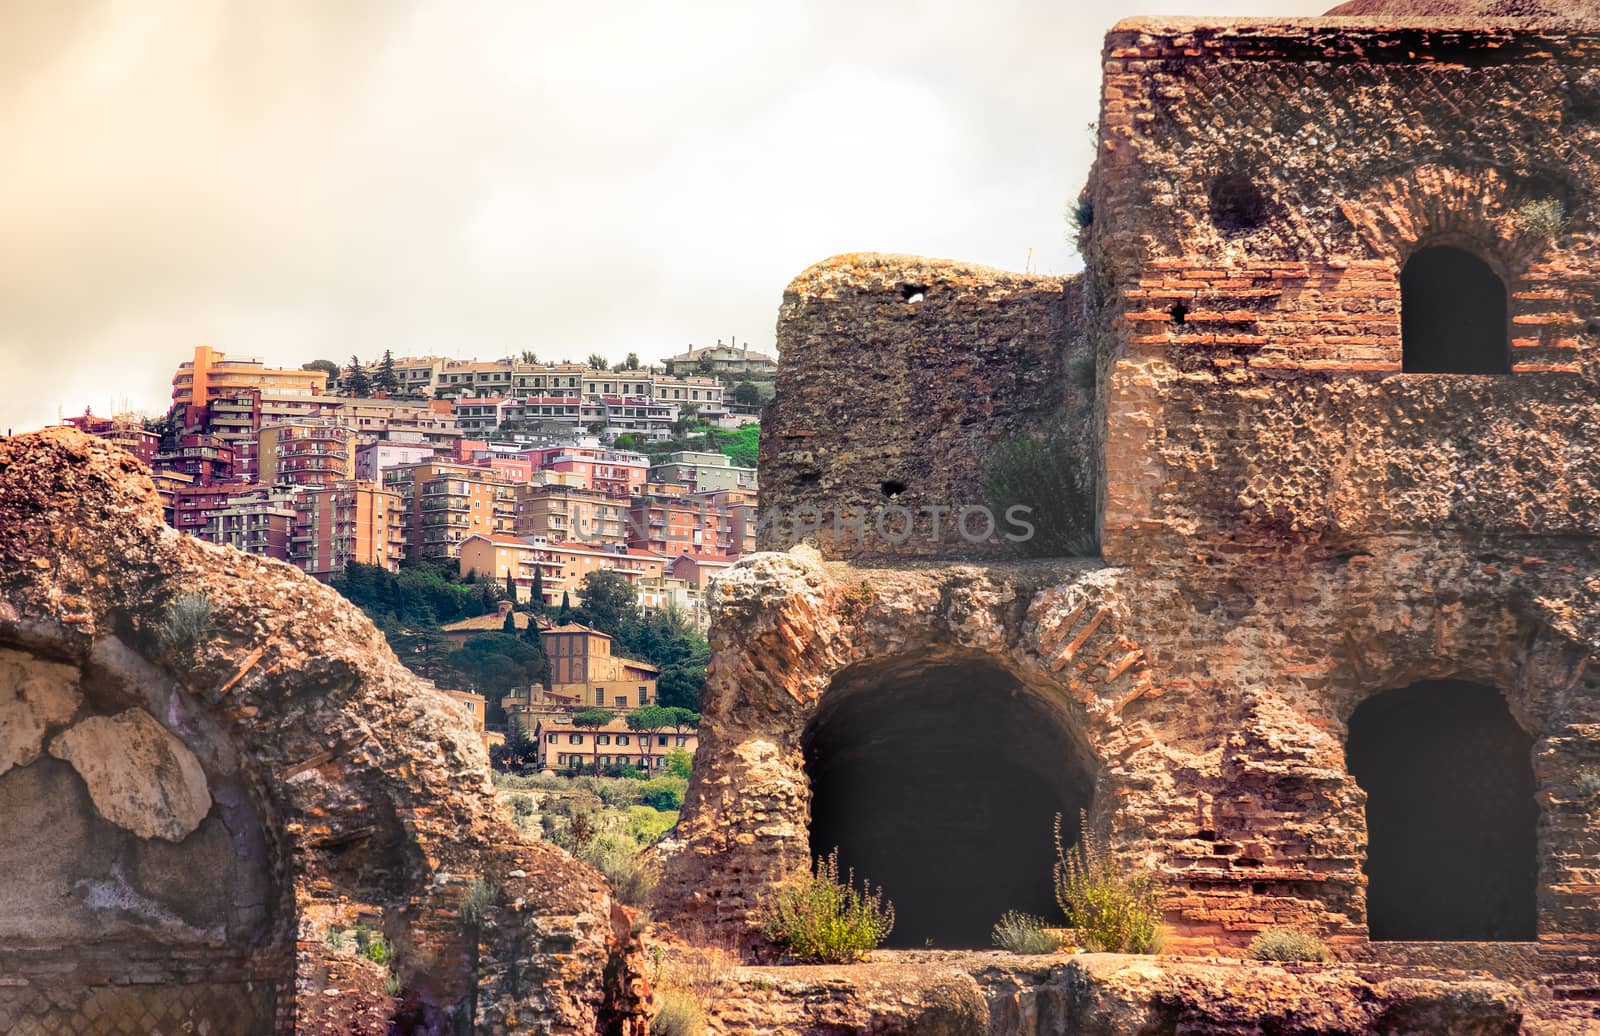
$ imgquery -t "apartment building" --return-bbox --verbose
[203,486,300,562]
[355,440,436,482]
[258,419,358,487]
[154,432,238,485]
[62,409,160,464]
[385,461,516,561]
[661,340,778,380]
[625,492,747,560]
[579,396,679,439]
[290,480,406,578]
[512,479,628,546]
[457,533,666,607]
[169,483,256,537]
[522,446,648,498]
[531,712,695,774]
[649,450,757,493]
[170,346,327,409]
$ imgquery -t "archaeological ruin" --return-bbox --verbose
[655,1,1600,1021]
[4,2,1600,1034]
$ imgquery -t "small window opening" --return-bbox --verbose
[901,284,926,303]
[880,480,906,499]
[1168,302,1189,326]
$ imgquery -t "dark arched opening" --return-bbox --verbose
[1400,245,1510,374]
[1346,679,1537,940]
[804,656,1091,948]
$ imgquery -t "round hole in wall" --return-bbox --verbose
[1208,173,1269,233]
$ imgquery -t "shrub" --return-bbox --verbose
[325,927,349,952]
[508,794,536,819]
[1247,928,1330,963]
[991,910,1064,954]
[579,833,659,907]
[626,805,679,845]
[461,878,497,929]
[663,748,693,779]
[983,432,1096,558]
[1053,812,1164,954]
[1516,197,1566,241]
[638,776,687,812]
[158,592,214,657]
[1574,769,1600,799]
[650,989,708,1036]
[762,849,895,963]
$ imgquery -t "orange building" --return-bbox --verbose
[533,712,696,774]
[170,345,327,409]
[513,479,629,546]
[289,480,406,578]
[457,533,666,607]
[259,419,358,487]
[385,461,516,561]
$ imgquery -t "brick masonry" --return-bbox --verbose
[660,16,1600,975]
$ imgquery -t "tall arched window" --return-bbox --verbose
[1400,245,1510,374]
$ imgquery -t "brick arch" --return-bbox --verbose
[656,552,1161,944]
[1339,163,1566,278]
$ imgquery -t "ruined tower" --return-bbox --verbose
[660,6,1600,970]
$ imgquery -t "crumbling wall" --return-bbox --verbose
[759,254,1089,560]
[664,17,1600,969]
[0,429,650,1035]
[1085,19,1600,563]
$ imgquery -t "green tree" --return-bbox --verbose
[301,359,341,389]
[502,608,517,633]
[626,704,674,773]
[733,381,761,406]
[493,716,537,773]
[576,570,636,635]
[623,352,640,370]
[656,663,706,711]
[343,355,372,397]
[520,349,539,364]
[587,353,609,371]
[373,349,401,394]
[520,618,551,689]
[504,568,517,606]
[572,708,614,773]
[557,591,572,625]
[530,563,545,613]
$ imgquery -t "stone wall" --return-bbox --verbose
[759,253,1088,560]
[0,429,650,1035]
[1085,19,1600,563]
[661,15,1600,977]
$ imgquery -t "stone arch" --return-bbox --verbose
[803,651,1097,948]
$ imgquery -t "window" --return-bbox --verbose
[638,686,648,705]
[615,696,626,709]
[658,734,669,746]
[1401,245,1510,374]
[547,733,558,743]
[617,735,629,745]
[676,736,688,747]
[569,733,583,744]
[597,734,611,745]
[594,688,604,705]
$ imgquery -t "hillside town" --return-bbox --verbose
[58,344,768,771]
[63,344,771,617]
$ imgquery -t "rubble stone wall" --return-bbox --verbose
[662,17,1600,969]
[0,429,650,1035]
[759,253,1088,560]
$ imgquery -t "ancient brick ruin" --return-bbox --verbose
[0,429,650,1035]
[659,8,1600,988]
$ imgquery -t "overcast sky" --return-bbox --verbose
[0,0,1329,433]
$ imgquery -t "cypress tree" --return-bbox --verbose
[557,591,572,625]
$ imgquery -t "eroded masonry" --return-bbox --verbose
[658,15,1600,965]
[0,430,651,1034]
